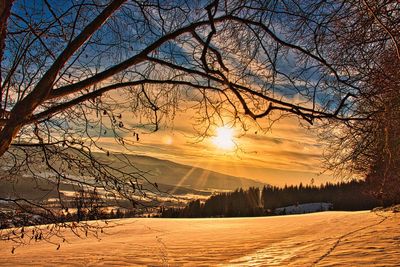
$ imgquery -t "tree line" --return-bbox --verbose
[160,180,383,218]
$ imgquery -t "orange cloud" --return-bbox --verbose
[92,101,331,186]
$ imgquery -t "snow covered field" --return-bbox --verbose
[0,211,399,266]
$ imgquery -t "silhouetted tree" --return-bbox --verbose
[319,0,400,205]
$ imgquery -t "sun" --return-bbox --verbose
[212,126,235,150]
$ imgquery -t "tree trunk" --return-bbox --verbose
[0,0,126,157]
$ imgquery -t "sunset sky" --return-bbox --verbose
[97,101,333,186]
[10,0,345,188]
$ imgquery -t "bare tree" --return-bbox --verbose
[0,0,398,247]
[320,0,400,205]
[1,1,367,153]
[322,50,400,205]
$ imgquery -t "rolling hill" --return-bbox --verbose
[100,153,265,192]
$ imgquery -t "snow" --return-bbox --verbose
[275,202,333,215]
[0,211,399,266]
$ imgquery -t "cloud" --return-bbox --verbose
[91,101,330,186]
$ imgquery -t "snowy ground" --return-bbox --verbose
[0,211,399,266]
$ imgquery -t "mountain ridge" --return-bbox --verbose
[96,152,266,191]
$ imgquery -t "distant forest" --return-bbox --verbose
[160,181,383,218]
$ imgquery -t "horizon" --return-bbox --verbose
[94,107,334,187]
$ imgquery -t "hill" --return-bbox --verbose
[95,153,265,191]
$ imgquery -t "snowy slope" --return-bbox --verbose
[0,211,399,266]
[275,202,333,215]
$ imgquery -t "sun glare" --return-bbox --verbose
[212,126,235,150]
